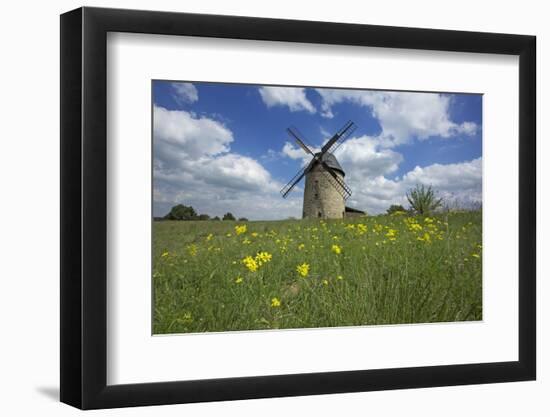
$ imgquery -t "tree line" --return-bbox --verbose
[157,204,248,221]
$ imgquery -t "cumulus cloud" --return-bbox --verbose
[315,89,478,147]
[345,158,482,214]
[333,135,403,178]
[258,86,316,113]
[154,105,233,161]
[281,134,402,186]
[171,82,199,104]
[153,105,300,220]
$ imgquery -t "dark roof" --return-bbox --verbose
[305,152,345,176]
[345,206,365,214]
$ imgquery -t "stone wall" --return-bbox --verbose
[344,211,365,219]
[302,165,345,219]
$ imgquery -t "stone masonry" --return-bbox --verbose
[302,163,345,219]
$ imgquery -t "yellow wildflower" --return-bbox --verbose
[186,244,197,256]
[472,253,480,259]
[178,312,193,323]
[251,232,259,238]
[271,297,281,308]
[417,233,431,243]
[255,251,272,265]
[337,275,344,280]
[298,243,305,250]
[235,276,243,284]
[235,224,247,235]
[385,229,398,241]
[161,251,169,258]
[322,279,329,286]
[357,223,367,234]
[296,263,310,277]
[242,256,258,272]
[331,244,342,254]
[206,233,213,241]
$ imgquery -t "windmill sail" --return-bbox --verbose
[280,164,308,198]
[321,120,356,155]
[287,127,315,156]
[319,162,352,200]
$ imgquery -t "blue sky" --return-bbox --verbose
[152,80,482,220]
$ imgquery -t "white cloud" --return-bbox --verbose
[334,135,403,178]
[153,105,300,220]
[281,134,402,186]
[401,157,482,196]
[345,158,482,214]
[153,105,233,161]
[258,86,316,113]
[315,89,478,147]
[171,82,198,104]
[455,121,478,136]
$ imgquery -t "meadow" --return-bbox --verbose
[153,211,482,334]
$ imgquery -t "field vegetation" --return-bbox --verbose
[153,210,482,334]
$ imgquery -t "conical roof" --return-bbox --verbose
[305,152,345,176]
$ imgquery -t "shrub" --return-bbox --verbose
[386,204,406,215]
[164,204,197,220]
[406,184,443,215]
[222,212,236,221]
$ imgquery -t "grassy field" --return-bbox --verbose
[153,211,482,334]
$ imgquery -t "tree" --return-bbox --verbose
[406,184,443,215]
[386,204,406,215]
[222,212,236,221]
[197,214,210,221]
[164,204,197,220]
[238,217,248,221]
[212,216,221,221]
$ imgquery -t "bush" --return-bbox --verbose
[164,204,197,221]
[406,184,443,215]
[386,204,406,215]
[222,213,236,221]
[238,217,248,221]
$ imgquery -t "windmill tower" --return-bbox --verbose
[281,121,356,219]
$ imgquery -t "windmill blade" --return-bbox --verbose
[280,163,309,198]
[287,126,316,156]
[320,120,356,155]
[319,161,352,200]
[294,136,315,156]
[327,123,356,155]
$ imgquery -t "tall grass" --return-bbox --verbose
[153,212,482,334]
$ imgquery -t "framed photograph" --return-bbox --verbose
[60,6,536,409]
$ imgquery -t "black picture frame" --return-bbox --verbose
[60,6,536,410]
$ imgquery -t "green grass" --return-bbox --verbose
[153,211,482,334]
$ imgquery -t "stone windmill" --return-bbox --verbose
[280,121,357,219]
